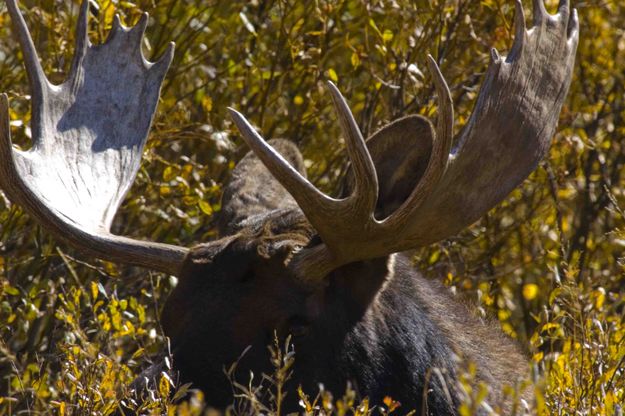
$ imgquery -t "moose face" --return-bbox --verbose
[160,218,315,402]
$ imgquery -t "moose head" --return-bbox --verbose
[0,0,578,412]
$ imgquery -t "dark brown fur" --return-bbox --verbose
[161,212,530,414]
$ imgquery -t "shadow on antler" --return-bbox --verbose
[0,0,186,274]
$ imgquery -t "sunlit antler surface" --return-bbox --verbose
[0,0,187,274]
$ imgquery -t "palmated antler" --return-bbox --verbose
[229,0,578,281]
[0,0,188,275]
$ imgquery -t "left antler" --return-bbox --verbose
[0,0,188,275]
[229,0,579,280]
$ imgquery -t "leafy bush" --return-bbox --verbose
[0,0,623,414]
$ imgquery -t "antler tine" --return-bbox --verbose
[509,0,526,59]
[0,0,189,276]
[230,82,384,258]
[384,55,453,229]
[326,81,378,219]
[68,0,90,76]
[111,14,122,33]
[130,12,149,40]
[5,0,47,86]
[6,0,49,137]
[227,108,336,215]
[532,0,547,26]
[568,8,579,43]
[558,0,570,21]
[147,41,175,82]
[426,56,454,153]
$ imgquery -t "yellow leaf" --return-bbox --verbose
[428,249,440,264]
[160,185,171,196]
[199,200,213,215]
[383,396,401,412]
[444,272,454,286]
[368,18,382,37]
[351,52,360,68]
[103,4,116,29]
[522,283,539,301]
[593,288,606,309]
[201,96,213,112]
[183,195,198,206]
[4,285,19,296]
[182,164,193,177]
[90,281,98,301]
[541,322,560,332]
[498,309,511,321]
[327,68,338,82]
[163,166,175,181]
[293,95,304,106]
[382,29,394,43]
[159,373,172,398]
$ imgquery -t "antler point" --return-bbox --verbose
[130,12,149,37]
[228,108,256,137]
[326,81,346,106]
[490,47,501,63]
[425,55,440,71]
[515,1,527,26]
[532,0,547,25]
[568,8,580,42]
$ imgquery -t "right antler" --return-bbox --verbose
[229,0,579,281]
[0,0,188,275]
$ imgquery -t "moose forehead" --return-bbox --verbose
[183,209,316,281]
[161,210,318,341]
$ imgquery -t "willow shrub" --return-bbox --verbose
[0,0,624,414]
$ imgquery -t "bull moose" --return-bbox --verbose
[0,0,578,413]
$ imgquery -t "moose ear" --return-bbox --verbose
[341,115,434,219]
[218,139,307,235]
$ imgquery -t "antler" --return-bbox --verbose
[0,0,188,275]
[229,0,578,281]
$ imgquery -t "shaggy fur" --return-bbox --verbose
[161,212,530,414]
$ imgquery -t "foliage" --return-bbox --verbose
[0,0,624,414]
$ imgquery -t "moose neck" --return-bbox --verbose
[326,254,393,320]
[289,252,461,413]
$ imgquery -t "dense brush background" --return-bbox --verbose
[0,0,623,414]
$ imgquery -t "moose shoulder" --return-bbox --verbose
[0,0,578,414]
